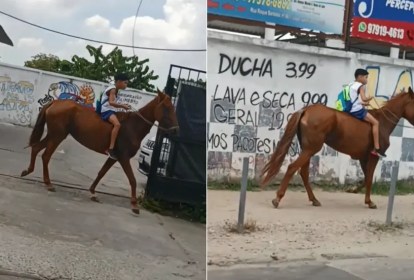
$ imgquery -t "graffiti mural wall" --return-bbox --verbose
[0,63,157,143]
[37,81,97,112]
[207,31,414,183]
[0,69,37,126]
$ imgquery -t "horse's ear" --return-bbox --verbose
[156,88,162,97]
[156,88,166,102]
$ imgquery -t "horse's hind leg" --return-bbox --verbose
[299,159,321,206]
[89,158,117,202]
[273,151,314,208]
[21,136,48,177]
[41,135,66,191]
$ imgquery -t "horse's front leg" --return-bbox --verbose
[364,156,379,209]
[119,159,139,214]
[89,158,117,202]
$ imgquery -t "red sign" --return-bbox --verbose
[352,17,414,47]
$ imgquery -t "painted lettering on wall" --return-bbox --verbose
[218,53,273,77]
[285,62,317,79]
[207,130,301,155]
[0,76,34,125]
[208,132,229,150]
[118,92,142,106]
[211,85,326,126]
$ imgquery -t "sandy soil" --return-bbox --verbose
[208,189,414,266]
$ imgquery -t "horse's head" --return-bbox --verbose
[401,87,414,125]
[153,89,179,134]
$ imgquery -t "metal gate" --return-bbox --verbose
[145,64,206,206]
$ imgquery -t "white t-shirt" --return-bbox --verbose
[349,81,364,113]
[100,85,120,113]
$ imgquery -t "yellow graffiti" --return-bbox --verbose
[366,68,413,109]
[394,70,412,95]
[79,84,95,105]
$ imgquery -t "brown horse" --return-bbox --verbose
[21,89,179,214]
[261,87,414,209]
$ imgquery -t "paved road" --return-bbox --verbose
[0,123,206,280]
[0,122,147,196]
[208,258,414,280]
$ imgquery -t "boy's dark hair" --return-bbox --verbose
[354,68,369,79]
[114,73,129,81]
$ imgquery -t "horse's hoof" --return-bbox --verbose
[90,195,100,203]
[368,202,377,209]
[272,199,279,208]
[131,207,140,214]
[312,199,321,207]
[21,170,29,177]
[47,186,56,192]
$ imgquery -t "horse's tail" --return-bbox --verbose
[27,101,54,147]
[260,109,305,188]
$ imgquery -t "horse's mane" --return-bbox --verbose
[115,111,136,122]
[112,93,161,122]
[368,90,412,111]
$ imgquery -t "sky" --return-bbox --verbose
[0,0,206,90]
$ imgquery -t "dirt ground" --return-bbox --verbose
[208,189,414,266]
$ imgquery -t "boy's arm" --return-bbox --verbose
[358,85,372,104]
[107,89,130,110]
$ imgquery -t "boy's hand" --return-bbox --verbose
[124,104,131,110]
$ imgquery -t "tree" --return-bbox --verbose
[24,54,63,73]
[23,45,159,92]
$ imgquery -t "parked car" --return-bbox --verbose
[138,136,170,176]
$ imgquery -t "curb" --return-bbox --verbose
[0,269,45,280]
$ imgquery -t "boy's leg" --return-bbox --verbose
[363,113,379,150]
[107,113,121,159]
[363,112,385,156]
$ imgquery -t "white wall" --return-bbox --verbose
[207,30,414,184]
[0,62,159,145]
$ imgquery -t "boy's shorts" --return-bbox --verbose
[350,108,367,120]
[101,110,116,121]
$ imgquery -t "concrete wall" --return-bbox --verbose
[0,62,159,145]
[207,30,414,184]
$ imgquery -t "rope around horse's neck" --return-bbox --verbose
[135,110,178,132]
[371,98,413,129]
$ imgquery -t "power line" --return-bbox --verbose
[132,0,143,57]
[0,10,206,52]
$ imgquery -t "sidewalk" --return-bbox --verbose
[209,257,414,280]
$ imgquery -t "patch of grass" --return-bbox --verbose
[209,179,414,196]
[223,218,263,234]
[371,180,414,195]
[208,179,262,191]
[366,220,404,233]
[138,195,205,224]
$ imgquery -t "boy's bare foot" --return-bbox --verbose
[371,148,386,157]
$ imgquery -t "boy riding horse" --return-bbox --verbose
[99,73,131,160]
[347,68,386,157]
